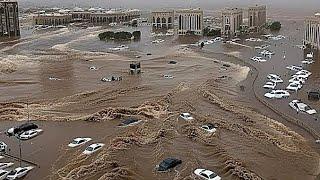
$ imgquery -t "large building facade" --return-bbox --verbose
[248,5,266,28]
[221,8,243,37]
[176,8,203,36]
[151,10,174,30]
[304,13,320,50]
[33,8,140,26]
[0,0,20,37]
[33,13,72,26]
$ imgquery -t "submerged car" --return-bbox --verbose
[286,82,302,91]
[68,137,92,148]
[201,123,217,133]
[251,56,267,62]
[101,76,122,82]
[263,82,277,89]
[289,76,306,84]
[289,100,317,115]
[0,169,9,180]
[0,142,7,153]
[179,113,194,121]
[295,70,312,77]
[6,166,33,180]
[118,118,141,127]
[6,123,39,137]
[264,90,290,99]
[18,129,43,140]
[156,158,182,172]
[163,75,174,79]
[0,163,14,169]
[194,169,221,180]
[83,143,105,155]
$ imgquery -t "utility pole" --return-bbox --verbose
[19,138,22,166]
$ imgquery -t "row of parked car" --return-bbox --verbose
[0,122,44,179]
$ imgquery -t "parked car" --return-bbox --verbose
[6,166,33,180]
[289,76,306,84]
[6,123,38,137]
[194,169,221,180]
[179,113,194,121]
[286,82,302,91]
[83,143,105,155]
[0,142,7,153]
[267,74,283,83]
[18,129,43,140]
[0,163,14,169]
[264,90,290,99]
[68,137,92,148]
[286,65,303,72]
[289,100,317,115]
[0,170,9,180]
[263,82,277,89]
[201,123,217,133]
[156,158,182,172]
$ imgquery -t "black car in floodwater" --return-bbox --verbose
[157,158,182,172]
[6,122,38,137]
[118,118,141,127]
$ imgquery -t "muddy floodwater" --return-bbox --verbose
[0,17,319,180]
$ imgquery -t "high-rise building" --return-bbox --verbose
[0,0,20,37]
[176,8,203,36]
[304,13,320,50]
[248,5,267,29]
[221,8,243,37]
[151,10,174,30]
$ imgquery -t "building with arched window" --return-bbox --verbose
[304,13,320,50]
[0,0,20,37]
[221,8,243,37]
[248,5,266,30]
[176,8,203,36]
[151,10,174,30]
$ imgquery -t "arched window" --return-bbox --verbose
[153,17,155,23]
[162,17,166,24]
[168,17,172,23]
[157,17,160,23]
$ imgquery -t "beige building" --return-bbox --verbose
[248,5,266,28]
[0,0,20,37]
[33,13,72,26]
[176,8,203,36]
[151,10,174,29]
[304,13,320,50]
[221,7,243,37]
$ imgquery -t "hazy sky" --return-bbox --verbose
[17,0,320,13]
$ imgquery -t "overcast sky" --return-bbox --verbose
[17,0,320,14]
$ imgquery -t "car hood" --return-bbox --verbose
[306,109,317,115]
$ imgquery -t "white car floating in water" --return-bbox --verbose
[251,56,267,62]
[0,162,14,169]
[201,123,217,133]
[89,66,98,70]
[48,77,61,81]
[286,82,302,91]
[263,82,277,89]
[68,137,92,148]
[163,75,174,79]
[152,39,165,44]
[267,74,283,83]
[255,44,270,50]
[18,129,43,140]
[179,113,194,121]
[6,166,33,180]
[83,143,105,155]
[260,50,274,56]
[302,59,314,65]
[289,100,317,115]
[264,90,290,99]
[286,65,303,72]
[0,169,10,180]
[294,70,311,78]
[194,168,221,180]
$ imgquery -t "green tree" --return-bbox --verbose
[98,31,115,40]
[269,21,282,31]
[132,31,141,40]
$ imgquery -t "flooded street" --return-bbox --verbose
[0,17,319,180]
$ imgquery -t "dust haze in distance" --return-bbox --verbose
[17,0,320,11]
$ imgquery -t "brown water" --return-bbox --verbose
[0,18,319,180]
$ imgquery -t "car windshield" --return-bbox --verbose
[8,170,17,175]
[209,173,217,178]
[86,147,94,151]
[305,106,312,111]
[71,140,79,144]
[0,172,6,176]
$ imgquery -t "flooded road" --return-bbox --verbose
[0,18,319,180]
